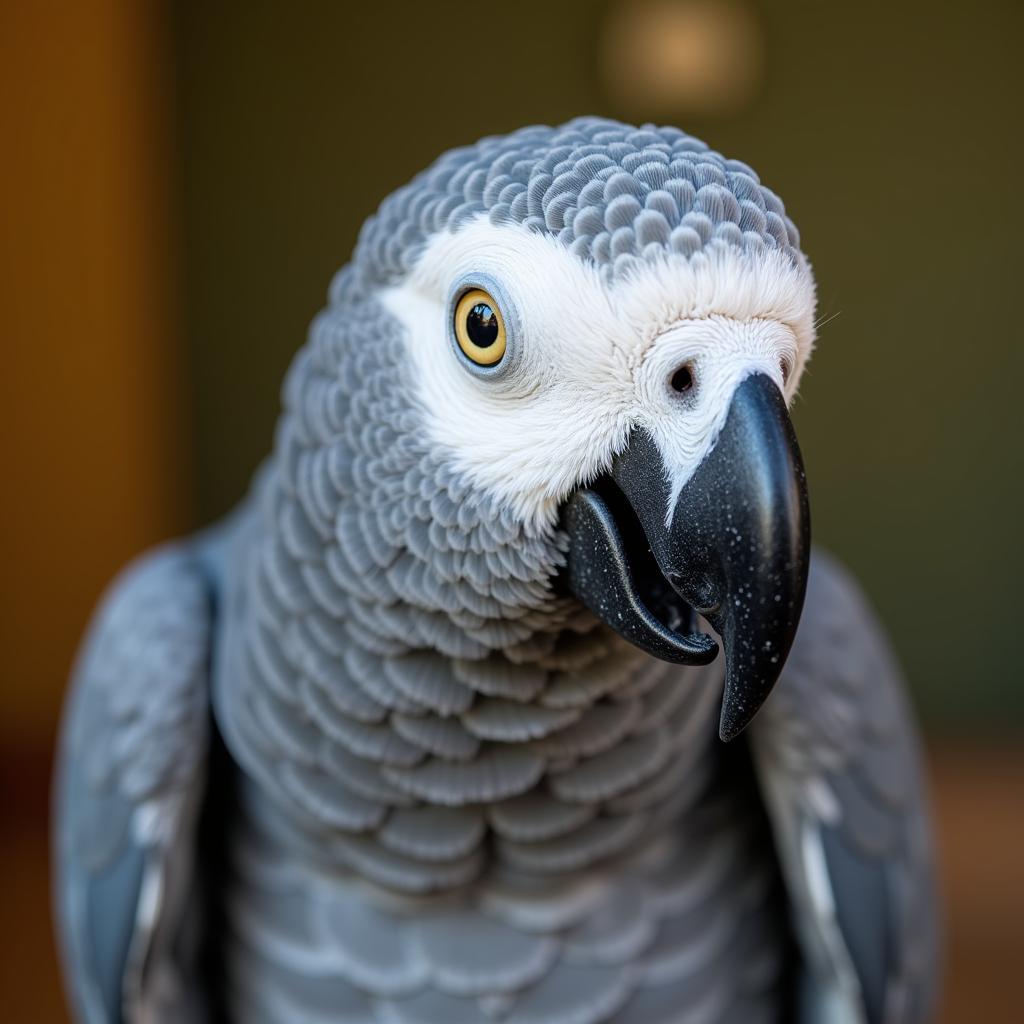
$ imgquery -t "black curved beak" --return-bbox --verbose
[561,373,810,741]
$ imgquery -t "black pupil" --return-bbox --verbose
[466,303,498,348]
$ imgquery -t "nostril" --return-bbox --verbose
[669,364,695,394]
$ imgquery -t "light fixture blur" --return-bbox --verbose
[600,0,764,119]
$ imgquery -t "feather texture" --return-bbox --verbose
[751,552,941,1023]
[53,544,213,1023]
[54,117,936,1024]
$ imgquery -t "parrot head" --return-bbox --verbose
[298,118,815,740]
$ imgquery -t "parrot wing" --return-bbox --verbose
[749,549,941,1024]
[53,544,214,1023]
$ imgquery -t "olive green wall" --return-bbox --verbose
[172,0,1023,728]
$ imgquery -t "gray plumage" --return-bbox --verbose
[345,118,801,297]
[53,118,940,1024]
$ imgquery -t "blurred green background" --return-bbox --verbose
[174,0,1023,728]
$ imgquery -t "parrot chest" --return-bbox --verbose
[215,749,790,1024]
[210,521,791,1020]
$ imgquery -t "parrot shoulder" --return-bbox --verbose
[749,548,941,1024]
[53,542,214,1023]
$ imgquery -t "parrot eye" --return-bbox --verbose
[453,288,507,366]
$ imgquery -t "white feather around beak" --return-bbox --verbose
[379,217,816,531]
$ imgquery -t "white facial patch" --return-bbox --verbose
[379,217,816,530]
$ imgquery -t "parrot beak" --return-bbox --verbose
[561,372,811,741]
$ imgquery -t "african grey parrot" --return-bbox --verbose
[53,117,940,1024]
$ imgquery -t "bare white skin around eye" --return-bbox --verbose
[379,217,816,531]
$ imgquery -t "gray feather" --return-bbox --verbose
[55,117,933,1024]
[750,550,941,1024]
[53,544,213,1023]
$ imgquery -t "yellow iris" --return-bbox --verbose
[454,288,507,366]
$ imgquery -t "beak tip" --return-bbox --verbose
[716,645,793,742]
[717,692,765,742]
[717,705,748,743]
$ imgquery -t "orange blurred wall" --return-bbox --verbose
[0,0,189,756]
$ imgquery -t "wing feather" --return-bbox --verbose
[750,550,941,1024]
[53,544,213,1023]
